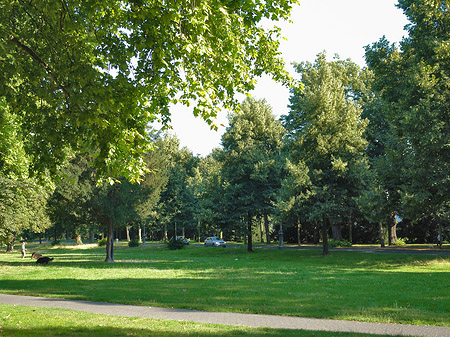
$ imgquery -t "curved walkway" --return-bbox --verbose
[1,294,450,337]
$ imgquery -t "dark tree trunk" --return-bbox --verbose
[349,221,353,243]
[313,224,320,244]
[331,223,343,241]
[247,212,253,252]
[6,241,15,252]
[142,224,146,244]
[105,219,114,263]
[259,217,264,243]
[163,223,168,241]
[297,221,301,246]
[264,213,270,244]
[322,219,329,255]
[387,213,397,245]
[89,231,95,243]
[379,222,385,248]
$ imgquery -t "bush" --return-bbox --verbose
[167,237,188,250]
[98,238,107,247]
[393,237,407,246]
[128,239,140,247]
[328,239,352,248]
[51,240,61,246]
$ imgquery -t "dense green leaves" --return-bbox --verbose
[0,0,298,181]
[220,98,285,250]
[282,54,370,253]
[365,0,450,225]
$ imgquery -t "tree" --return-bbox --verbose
[0,99,52,250]
[283,53,370,255]
[1,0,298,181]
[365,0,450,243]
[47,155,98,245]
[156,140,199,241]
[134,134,176,243]
[220,98,285,251]
[194,152,226,240]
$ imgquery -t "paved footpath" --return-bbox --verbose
[1,294,450,337]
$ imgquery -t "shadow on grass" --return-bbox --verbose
[0,326,386,337]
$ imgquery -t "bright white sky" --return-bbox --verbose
[167,0,409,157]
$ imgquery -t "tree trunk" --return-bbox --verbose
[331,223,343,241]
[198,220,201,243]
[105,219,114,263]
[163,224,168,241]
[126,225,131,242]
[438,223,443,249]
[313,224,320,244]
[142,224,146,244]
[6,240,15,252]
[322,219,329,255]
[264,213,270,244]
[297,221,301,246]
[259,217,264,243]
[349,221,353,243]
[387,213,397,245]
[247,212,253,252]
[379,222,385,248]
[89,231,95,243]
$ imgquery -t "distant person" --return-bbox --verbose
[21,242,26,259]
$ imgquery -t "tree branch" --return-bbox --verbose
[8,34,71,102]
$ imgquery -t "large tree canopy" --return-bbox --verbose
[1,0,298,181]
[365,0,450,226]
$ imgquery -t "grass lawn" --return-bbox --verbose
[0,304,395,337]
[0,243,449,327]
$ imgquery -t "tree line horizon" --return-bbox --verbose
[1,0,449,260]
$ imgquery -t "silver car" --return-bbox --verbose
[204,237,226,247]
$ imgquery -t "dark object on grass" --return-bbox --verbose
[36,257,54,265]
[167,237,188,250]
[31,252,42,259]
[128,239,140,247]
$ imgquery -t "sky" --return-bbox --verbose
[167,0,410,157]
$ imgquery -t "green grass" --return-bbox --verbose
[0,243,449,327]
[0,304,393,337]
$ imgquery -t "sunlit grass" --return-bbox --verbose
[0,243,449,326]
[0,304,391,337]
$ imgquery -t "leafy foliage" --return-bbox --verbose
[1,0,298,181]
[365,0,450,230]
[281,54,371,253]
[167,237,188,250]
[219,98,286,250]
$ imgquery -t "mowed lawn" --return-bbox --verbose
[0,243,449,327]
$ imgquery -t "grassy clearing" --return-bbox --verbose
[0,243,449,327]
[0,304,393,337]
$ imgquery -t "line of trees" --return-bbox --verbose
[1,1,449,259]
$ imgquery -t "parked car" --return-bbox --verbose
[204,237,226,247]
